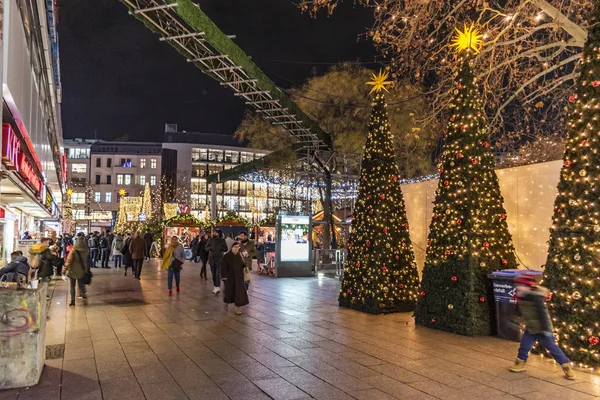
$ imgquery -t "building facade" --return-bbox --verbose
[0,0,65,263]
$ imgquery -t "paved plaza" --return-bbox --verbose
[1,260,599,400]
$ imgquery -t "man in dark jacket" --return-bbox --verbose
[143,231,154,261]
[0,251,30,282]
[88,232,99,267]
[130,232,147,280]
[510,276,574,380]
[36,238,55,281]
[99,233,110,269]
[205,230,227,294]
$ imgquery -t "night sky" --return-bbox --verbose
[58,0,377,142]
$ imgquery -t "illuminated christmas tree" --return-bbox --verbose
[339,70,420,314]
[141,182,152,220]
[544,4,600,369]
[115,189,128,232]
[414,24,516,336]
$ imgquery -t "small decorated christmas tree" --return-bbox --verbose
[339,70,420,314]
[414,24,516,336]
[544,3,600,369]
[141,182,152,220]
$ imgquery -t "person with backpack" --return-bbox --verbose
[87,232,99,268]
[29,238,54,282]
[62,236,90,306]
[161,235,185,296]
[99,233,110,268]
[509,275,575,380]
[111,233,125,269]
[0,251,30,282]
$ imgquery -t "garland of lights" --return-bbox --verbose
[258,215,276,226]
[163,213,202,227]
[213,212,251,227]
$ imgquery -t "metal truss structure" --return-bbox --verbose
[120,0,334,183]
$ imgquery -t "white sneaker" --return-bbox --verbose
[215,287,221,294]
[212,287,218,294]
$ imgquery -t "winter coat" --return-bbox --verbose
[106,233,115,250]
[0,256,30,281]
[514,285,553,335]
[144,233,154,249]
[221,251,249,307]
[63,239,90,280]
[30,244,54,279]
[191,237,199,254]
[129,236,146,260]
[198,237,209,261]
[122,237,133,266]
[225,237,235,251]
[112,236,124,256]
[238,239,257,270]
[206,237,228,264]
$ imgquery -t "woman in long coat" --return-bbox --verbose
[221,242,249,315]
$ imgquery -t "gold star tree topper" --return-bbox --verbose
[66,189,73,196]
[366,70,393,94]
[118,189,127,196]
[451,23,484,54]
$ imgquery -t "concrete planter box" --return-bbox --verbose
[0,283,48,389]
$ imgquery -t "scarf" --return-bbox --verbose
[161,244,175,270]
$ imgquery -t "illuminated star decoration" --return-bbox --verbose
[118,189,127,196]
[366,70,393,94]
[451,23,484,54]
[66,189,73,196]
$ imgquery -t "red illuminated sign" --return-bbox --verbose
[17,153,43,195]
[2,124,20,170]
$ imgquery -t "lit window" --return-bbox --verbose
[94,192,101,203]
[150,159,157,169]
[125,175,131,185]
[105,192,112,203]
[140,159,146,168]
[139,175,146,185]
[73,209,85,219]
[117,174,124,185]
[150,175,156,186]
[71,164,87,173]
[72,193,86,204]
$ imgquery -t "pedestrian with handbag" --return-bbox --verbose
[62,236,90,307]
[161,236,185,296]
[221,242,249,315]
[238,231,256,290]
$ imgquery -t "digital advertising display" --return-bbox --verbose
[279,215,310,262]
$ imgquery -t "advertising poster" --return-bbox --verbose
[279,215,310,262]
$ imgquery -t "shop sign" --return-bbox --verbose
[1,124,20,170]
[15,239,40,255]
[178,203,190,215]
[45,188,53,208]
[138,213,147,222]
[18,153,43,196]
[92,211,113,221]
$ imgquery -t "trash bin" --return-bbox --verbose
[489,269,543,341]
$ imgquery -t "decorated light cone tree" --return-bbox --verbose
[141,182,152,220]
[544,4,600,369]
[339,71,420,314]
[414,25,516,336]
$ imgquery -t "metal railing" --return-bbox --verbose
[314,249,346,280]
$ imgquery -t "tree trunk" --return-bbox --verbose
[323,167,337,250]
[316,178,330,252]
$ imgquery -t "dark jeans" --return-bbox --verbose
[133,259,143,278]
[168,268,181,290]
[114,255,122,268]
[89,248,98,266]
[210,261,221,287]
[518,332,569,365]
[70,277,85,303]
[200,259,207,278]
[101,248,109,268]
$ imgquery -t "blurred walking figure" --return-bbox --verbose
[221,242,249,315]
[130,232,146,280]
[111,233,125,269]
[161,236,185,296]
[122,232,134,276]
[62,237,89,307]
[144,231,154,261]
[198,233,209,280]
[205,230,227,294]
[509,275,575,380]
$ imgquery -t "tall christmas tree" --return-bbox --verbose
[141,182,152,221]
[339,70,420,314]
[544,4,600,369]
[414,24,516,336]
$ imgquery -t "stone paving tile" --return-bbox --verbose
[139,380,188,400]
[253,377,311,399]
[100,377,144,400]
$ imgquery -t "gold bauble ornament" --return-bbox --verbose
[445,209,452,215]
[448,304,454,310]
[594,225,600,232]
[383,287,389,293]
[579,169,587,177]
[572,291,582,300]
[574,253,581,261]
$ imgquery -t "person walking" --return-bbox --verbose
[198,233,209,281]
[190,235,200,263]
[130,232,146,280]
[99,233,110,268]
[122,232,134,276]
[222,242,249,315]
[87,232,99,267]
[225,233,235,251]
[62,236,90,307]
[509,275,575,380]
[143,231,154,261]
[161,236,185,296]
[205,230,227,294]
[111,233,125,269]
[238,231,256,290]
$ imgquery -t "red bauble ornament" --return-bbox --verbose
[470,158,478,165]
[456,219,462,225]
[564,160,571,167]
[380,194,386,200]
[392,175,398,182]
[569,95,576,103]
[395,255,400,260]
[499,213,506,220]
[347,289,352,294]
[557,209,562,213]
[369,209,374,215]
[589,336,599,346]
[366,240,371,246]
[461,125,467,132]
[420,291,426,297]
[456,153,464,159]
[444,250,452,257]
[439,168,444,174]
[479,296,486,303]
[382,266,388,273]
[401,242,407,248]
[371,167,376,172]
[501,259,508,265]
[450,116,456,122]
[431,318,436,323]
[457,83,462,89]
[473,177,478,182]
[388,147,393,152]
[399,283,404,289]
[482,242,490,248]
[383,227,389,233]
[451,276,458,282]
[403,223,409,229]
[348,243,352,248]
[482,141,490,148]
[581,139,589,146]
[592,80,600,88]
[443,129,448,134]
[355,262,360,268]
[433,213,439,218]
[368,195,372,199]
[444,180,449,186]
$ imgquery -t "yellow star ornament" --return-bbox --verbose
[366,70,393,94]
[451,23,484,54]
[118,189,127,196]
[66,189,73,196]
